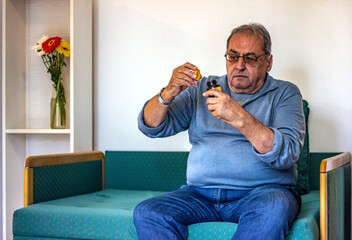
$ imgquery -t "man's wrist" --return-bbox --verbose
[157,88,174,105]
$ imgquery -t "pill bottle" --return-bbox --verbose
[207,79,222,92]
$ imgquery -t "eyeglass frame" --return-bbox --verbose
[224,52,269,65]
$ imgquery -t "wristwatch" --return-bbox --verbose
[157,88,174,105]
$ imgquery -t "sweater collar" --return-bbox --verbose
[219,74,278,106]
[220,74,278,96]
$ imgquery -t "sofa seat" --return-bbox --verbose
[13,189,166,240]
[188,190,320,240]
[13,189,319,240]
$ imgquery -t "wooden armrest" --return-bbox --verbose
[320,152,351,240]
[320,152,351,173]
[24,151,105,207]
[25,151,104,168]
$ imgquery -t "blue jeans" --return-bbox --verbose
[133,184,301,240]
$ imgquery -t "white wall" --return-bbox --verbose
[93,0,352,154]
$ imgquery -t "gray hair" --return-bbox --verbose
[226,23,272,54]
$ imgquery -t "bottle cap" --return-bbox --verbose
[207,79,218,88]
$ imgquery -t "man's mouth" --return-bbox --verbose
[233,75,248,79]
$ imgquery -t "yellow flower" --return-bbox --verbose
[56,40,70,57]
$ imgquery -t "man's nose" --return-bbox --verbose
[235,57,246,70]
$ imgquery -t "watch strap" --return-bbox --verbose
[157,88,173,105]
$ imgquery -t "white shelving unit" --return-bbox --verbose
[1,0,92,239]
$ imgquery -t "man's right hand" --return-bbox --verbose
[161,62,201,102]
[143,62,200,128]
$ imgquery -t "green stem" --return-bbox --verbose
[54,53,64,100]
[41,55,50,71]
[52,53,66,127]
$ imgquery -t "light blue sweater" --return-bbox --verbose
[138,74,305,190]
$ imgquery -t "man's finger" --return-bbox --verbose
[203,89,222,98]
[183,62,198,71]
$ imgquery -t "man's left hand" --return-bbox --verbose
[203,89,274,154]
[203,89,246,128]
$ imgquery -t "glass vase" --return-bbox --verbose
[50,91,66,129]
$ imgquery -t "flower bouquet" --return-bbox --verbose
[32,36,70,129]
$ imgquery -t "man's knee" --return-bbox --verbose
[133,197,160,222]
[238,186,299,226]
[134,191,186,222]
[234,186,299,240]
[260,187,299,220]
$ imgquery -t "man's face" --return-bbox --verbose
[226,32,273,94]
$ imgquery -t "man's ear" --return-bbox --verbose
[266,54,273,72]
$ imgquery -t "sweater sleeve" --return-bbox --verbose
[252,85,305,170]
[138,87,196,138]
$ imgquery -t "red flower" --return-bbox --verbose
[42,37,62,53]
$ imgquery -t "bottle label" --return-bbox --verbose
[207,86,222,98]
[214,86,222,92]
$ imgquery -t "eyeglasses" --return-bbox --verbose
[224,52,268,66]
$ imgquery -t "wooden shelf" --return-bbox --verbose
[5,129,71,134]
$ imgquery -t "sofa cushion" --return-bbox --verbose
[295,99,311,195]
[286,190,320,239]
[14,237,70,240]
[188,190,320,240]
[13,189,166,240]
[13,189,320,240]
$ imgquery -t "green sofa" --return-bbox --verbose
[12,151,351,240]
[13,101,351,239]
[13,151,350,240]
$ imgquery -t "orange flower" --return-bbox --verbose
[42,37,61,53]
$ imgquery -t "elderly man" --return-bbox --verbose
[134,23,305,240]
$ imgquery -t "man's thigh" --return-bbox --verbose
[220,184,300,240]
[134,186,221,226]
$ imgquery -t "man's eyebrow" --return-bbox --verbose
[229,49,238,54]
[228,49,256,55]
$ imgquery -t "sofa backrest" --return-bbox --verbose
[295,100,310,194]
[106,100,312,194]
[105,151,188,191]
